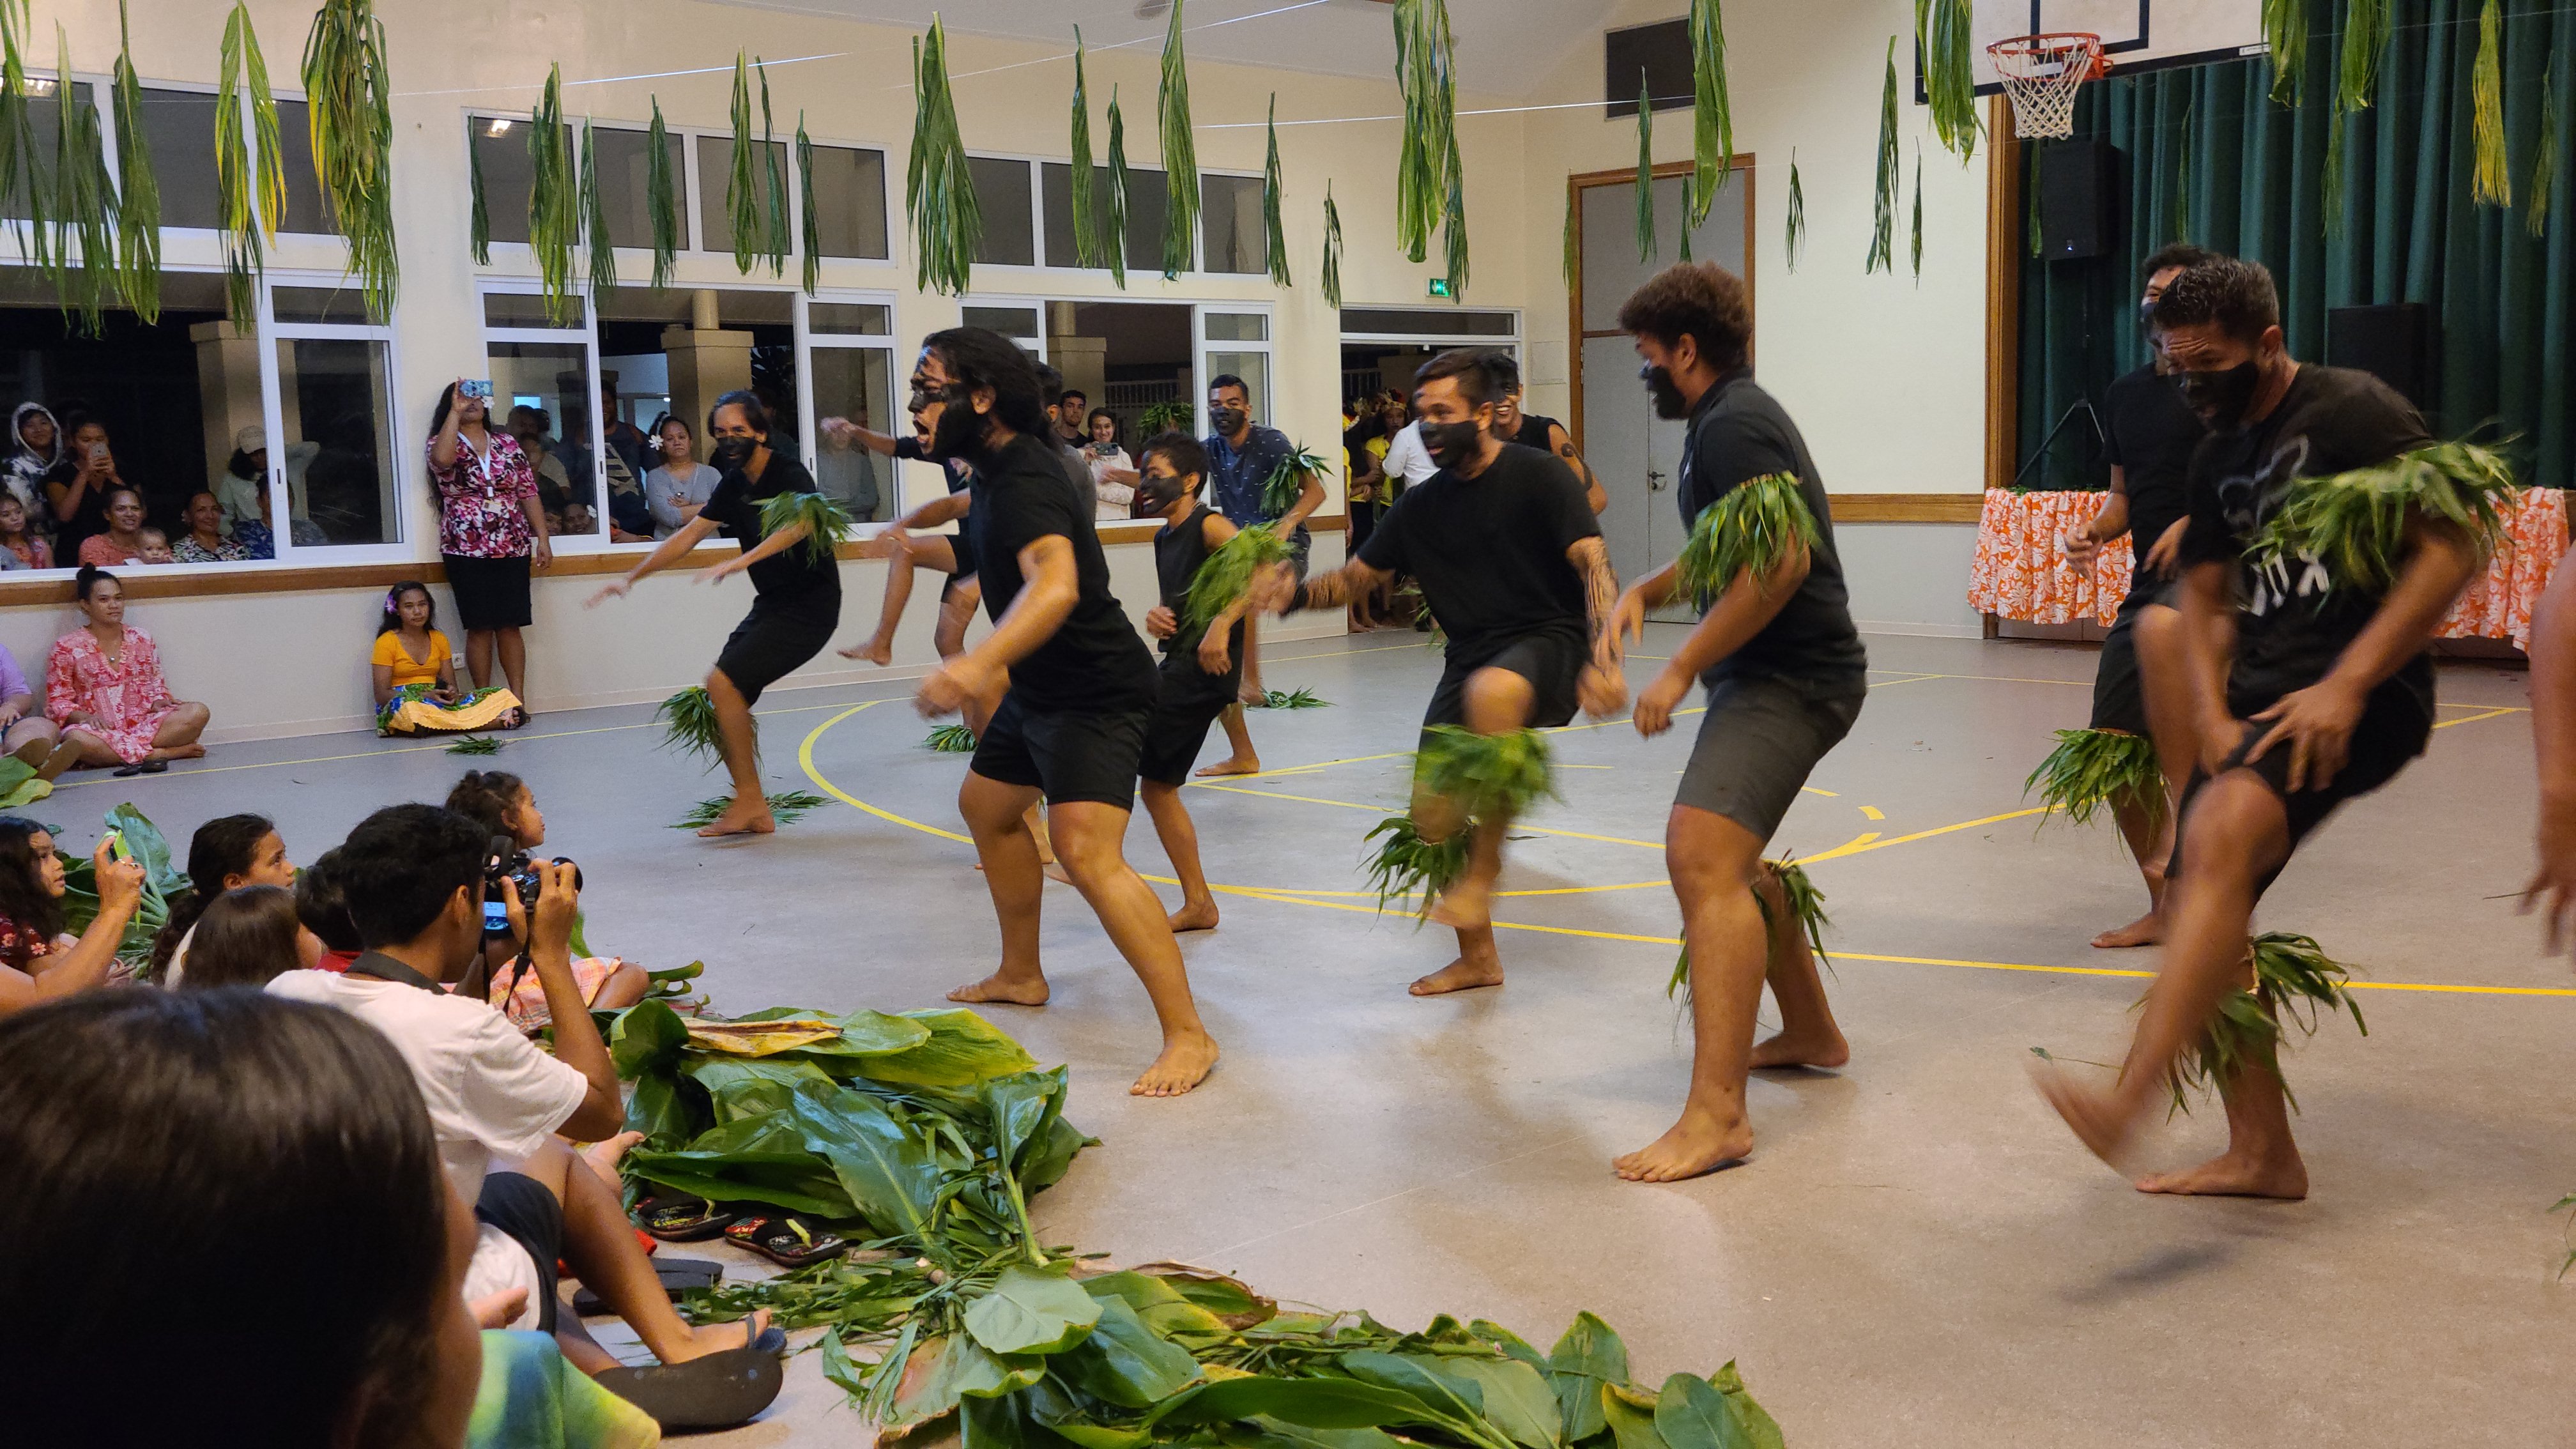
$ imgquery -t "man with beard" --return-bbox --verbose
[908,327,1220,1098]
[1600,262,1868,1183]
[1254,348,1622,996]
[2034,257,2472,1197]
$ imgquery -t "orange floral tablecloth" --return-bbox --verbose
[1967,487,2569,648]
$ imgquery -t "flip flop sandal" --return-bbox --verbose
[571,1257,722,1317]
[724,1214,847,1268]
[139,759,168,774]
[632,1194,746,1243]
[111,762,144,777]
[592,1323,786,1432]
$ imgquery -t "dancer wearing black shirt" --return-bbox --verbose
[1491,351,1608,515]
[1132,434,1254,934]
[587,390,841,838]
[905,328,1218,1098]
[1259,348,1623,997]
[2036,259,2471,1198]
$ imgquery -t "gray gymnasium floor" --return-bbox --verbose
[73,624,2568,1446]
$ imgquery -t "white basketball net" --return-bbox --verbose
[1988,33,2104,140]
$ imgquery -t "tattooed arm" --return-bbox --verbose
[1255,556,1393,615]
[1567,535,1626,716]
[1551,422,1608,515]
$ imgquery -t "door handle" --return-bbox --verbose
[1646,470,1668,493]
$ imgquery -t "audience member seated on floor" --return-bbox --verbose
[7,402,58,543]
[0,492,52,569]
[75,486,152,567]
[0,816,145,1015]
[167,884,323,990]
[446,769,646,1027]
[375,582,523,737]
[0,638,70,778]
[0,989,489,1449]
[643,412,720,539]
[172,491,249,563]
[46,567,212,775]
[152,813,296,983]
[44,413,122,561]
[267,804,779,1421]
[296,846,364,971]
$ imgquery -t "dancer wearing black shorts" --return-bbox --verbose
[1131,434,1253,933]
[588,390,841,838]
[1603,261,1868,1183]
[2037,258,2473,1199]
[1260,348,1623,997]
[905,326,1219,1098]
[2059,244,2212,947]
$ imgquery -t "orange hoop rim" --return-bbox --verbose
[1986,31,2111,81]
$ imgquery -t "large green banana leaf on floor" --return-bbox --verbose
[57,801,180,968]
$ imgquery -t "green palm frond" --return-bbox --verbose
[1439,123,1467,298]
[2471,0,2508,206]
[2166,931,2365,1116]
[2025,728,2163,833]
[109,0,156,323]
[527,68,578,326]
[1674,472,1821,606]
[1104,83,1130,289]
[757,490,855,564]
[1157,0,1199,279]
[673,790,830,830]
[1262,93,1291,288]
[923,724,978,753]
[1264,687,1329,710]
[1183,526,1294,630]
[2529,70,2557,239]
[1671,858,1832,998]
[797,112,820,295]
[906,22,979,297]
[2245,441,2519,592]
[0,0,46,272]
[1392,0,1457,264]
[1261,444,1330,517]
[1919,0,1977,162]
[1560,181,1576,291]
[1415,725,1556,824]
[300,0,397,320]
[1784,151,1805,271]
[1689,0,1733,215]
[2338,0,2387,112]
[49,25,114,336]
[215,4,277,325]
[1679,174,1695,263]
[445,735,501,756]
[1909,142,1922,282]
[1632,70,1655,263]
[1068,28,1103,269]
[1361,813,1469,920]
[656,686,727,767]
[758,58,788,275]
[647,98,678,287]
[581,118,617,296]
[1138,398,1193,436]
[1323,181,1345,309]
[728,52,758,273]
[466,116,491,266]
[1867,35,1897,274]
[2262,0,2306,105]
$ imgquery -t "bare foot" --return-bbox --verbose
[1193,755,1261,778]
[659,1308,774,1365]
[948,971,1050,1007]
[1238,681,1267,708]
[2090,910,2166,949]
[1614,1107,1754,1182]
[1409,954,1503,996]
[2136,1147,2308,1199]
[839,640,894,666]
[581,1131,645,1190]
[1043,862,1073,885]
[1131,1030,1220,1096]
[1750,1027,1850,1070]
[151,744,208,762]
[2028,1060,2142,1174]
[1427,879,1492,932]
[695,801,776,838]
[1167,900,1220,933]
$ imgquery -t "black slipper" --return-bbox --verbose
[571,1257,723,1317]
[592,1324,786,1432]
[139,759,167,774]
[633,1194,744,1243]
[724,1213,847,1268]
[112,762,144,777]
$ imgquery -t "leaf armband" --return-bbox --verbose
[1673,473,1821,608]
[1183,527,1296,631]
[756,490,857,564]
[2244,441,2518,592]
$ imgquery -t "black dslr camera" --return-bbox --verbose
[482,834,583,938]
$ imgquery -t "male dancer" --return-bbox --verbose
[909,326,1219,1096]
[2059,243,2212,947]
[1200,374,1326,776]
[1257,348,1621,995]
[2036,257,2472,1197]
[2524,541,2576,950]
[1602,262,1869,1183]
[1133,433,1255,933]
[1489,353,1608,514]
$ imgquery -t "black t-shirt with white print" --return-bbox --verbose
[2176,364,2433,719]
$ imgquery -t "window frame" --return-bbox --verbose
[254,267,411,565]
[795,286,903,526]
[1193,303,1278,440]
[475,277,608,556]
[983,151,1271,279]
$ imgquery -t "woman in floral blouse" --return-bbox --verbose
[427,381,551,727]
[171,491,249,564]
[45,567,212,775]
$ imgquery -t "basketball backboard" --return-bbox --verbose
[1952,0,2267,93]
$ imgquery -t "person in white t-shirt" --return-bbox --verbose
[268,803,778,1404]
[1378,418,1440,493]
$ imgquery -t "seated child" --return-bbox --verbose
[136,527,173,564]
[445,769,647,1031]
[373,581,524,736]
[296,846,364,972]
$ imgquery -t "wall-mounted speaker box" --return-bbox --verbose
[2035,140,2117,261]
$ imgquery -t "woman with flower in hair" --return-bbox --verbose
[371,581,521,736]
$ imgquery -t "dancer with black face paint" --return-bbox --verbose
[2034,257,2482,1199]
[588,390,843,838]
[1253,348,1623,997]
[907,327,1221,1098]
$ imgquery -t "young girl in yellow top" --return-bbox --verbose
[371,581,523,735]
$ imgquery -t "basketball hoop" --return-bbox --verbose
[1988,33,2108,141]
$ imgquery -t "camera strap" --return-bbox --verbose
[343,950,445,995]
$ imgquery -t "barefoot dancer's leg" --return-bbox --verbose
[2135,1049,2307,1199]
[1238,613,1265,703]
[953,770,1052,1007]
[694,668,776,838]
[1615,806,1770,1182]
[1140,781,1218,931]
[1047,799,1220,1096]
[936,572,979,661]
[1195,705,1261,777]
[1747,860,1850,1069]
[2093,603,2198,948]
[1425,666,1535,935]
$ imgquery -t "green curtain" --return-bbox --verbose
[2015,0,2574,490]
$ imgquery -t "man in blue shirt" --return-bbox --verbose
[1196,375,1326,774]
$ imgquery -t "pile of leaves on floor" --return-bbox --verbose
[58,803,185,976]
[606,1000,1788,1446]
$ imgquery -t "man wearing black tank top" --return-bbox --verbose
[1132,434,1254,936]
[1491,353,1607,515]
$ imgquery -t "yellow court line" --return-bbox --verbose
[1800,809,2045,862]
[1859,805,1885,820]
[795,702,974,842]
[1802,786,1840,797]
[2434,705,2525,730]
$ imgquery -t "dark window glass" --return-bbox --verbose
[590,125,684,252]
[967,156,1033,267]
[467,117,544,247]
[808,143,888,259]
[273,98,339,236]
[137,88,221,229]
[694,134,790,258]
[1338,308,1519,337]
[1199,174,1264,275]
[1038,161,1171,273]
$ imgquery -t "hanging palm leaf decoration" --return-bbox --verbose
[1919,0,1977,162]
[2337,0,2388,112]
[757,58,788,275]
[646,98,677,287]
[1068,27,1103,269]
[466,121,491,266]
[1689,0,1733,215]
[526,67,578,325]
[1439,124,1467,297]
[1679,174,1694,263]
[2262,0,2306,105]
[1866,36,1898,274]
[2531,70,2559,238]
[727,52,758,274]
[1322,180,1344,310]
[2471,0,2508,206]
[300,0,398,321]
[50,25,115,334]
[1262,93,1291,288]
[905,21,979,298]
[580,118,615,296]
[1910,142,1923,282]
[1104,83,1130,289]
[2175,102,2195,240]
[797,114,820,295]
[1561,183,1576,291]
[1392,0,1457,264]
[1785,151,1805,271]
[108,0,156,323]
[1633,71,1655,263]
[0,0,45,273]
[1156,0,1199,279]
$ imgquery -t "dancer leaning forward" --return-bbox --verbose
[2034,258,2513,1197]
[1597,263,1870,1183]
[1252,348,1623,996]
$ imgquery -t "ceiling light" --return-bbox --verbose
[486,118,514,137]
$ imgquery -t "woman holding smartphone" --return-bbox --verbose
[43,415,124,562]
[427,379,549,728]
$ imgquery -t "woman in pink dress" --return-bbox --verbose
[45,566,211,775]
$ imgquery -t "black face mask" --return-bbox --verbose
[1421,418,1482,472]
[2177,360,2263,430]
[910,384,984,463]
[1137,472,1189,515]
[709,436,755,471]
[1210,405,1247,436]
[1641,363,1690,420]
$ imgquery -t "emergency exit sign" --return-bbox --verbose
[1427,277,1453,298]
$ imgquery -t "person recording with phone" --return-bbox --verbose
[428,379,549,730]
[44,414,125,562]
